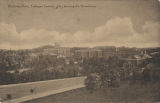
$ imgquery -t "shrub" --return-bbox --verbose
[85,73,101,93]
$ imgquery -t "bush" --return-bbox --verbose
[101,70,120,87]
[85,73,101,93]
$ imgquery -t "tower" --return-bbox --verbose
[54,42,60,48]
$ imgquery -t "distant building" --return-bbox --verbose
[43,48,59,55]
[41,43,71,57]
[94,46,117,58]
[119,53,152,66]
[89,49,102,58]
[75,50,89,58]
[58,47,71,57]
[75,49,102,58]
[102,51,115,58]
[116,47,139,56]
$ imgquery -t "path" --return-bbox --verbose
[0,77,86,103]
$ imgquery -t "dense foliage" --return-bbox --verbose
[0,50,84,85]
[84,56,160,93]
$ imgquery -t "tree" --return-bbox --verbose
[85,73,101,93]
[30,88,35,100]
[0,97,3,103]
[30,88,34,94]
[6,94,12,103]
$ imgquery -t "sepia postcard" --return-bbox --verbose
[0,0,160,103]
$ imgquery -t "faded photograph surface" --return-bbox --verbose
[0,0,160,103]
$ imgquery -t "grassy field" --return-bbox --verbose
[24,81,160,103]
[0,77,85,100]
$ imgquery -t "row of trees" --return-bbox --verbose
[0,64,83,85]
[0,50,86,85]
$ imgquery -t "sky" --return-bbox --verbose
[0,0,160,49]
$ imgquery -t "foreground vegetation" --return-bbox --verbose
[0,47,160,103]
[23,53,160,103]
[84,55,160,102]
[23,82,159,103]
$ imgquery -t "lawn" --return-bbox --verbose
[23,81,160,103]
